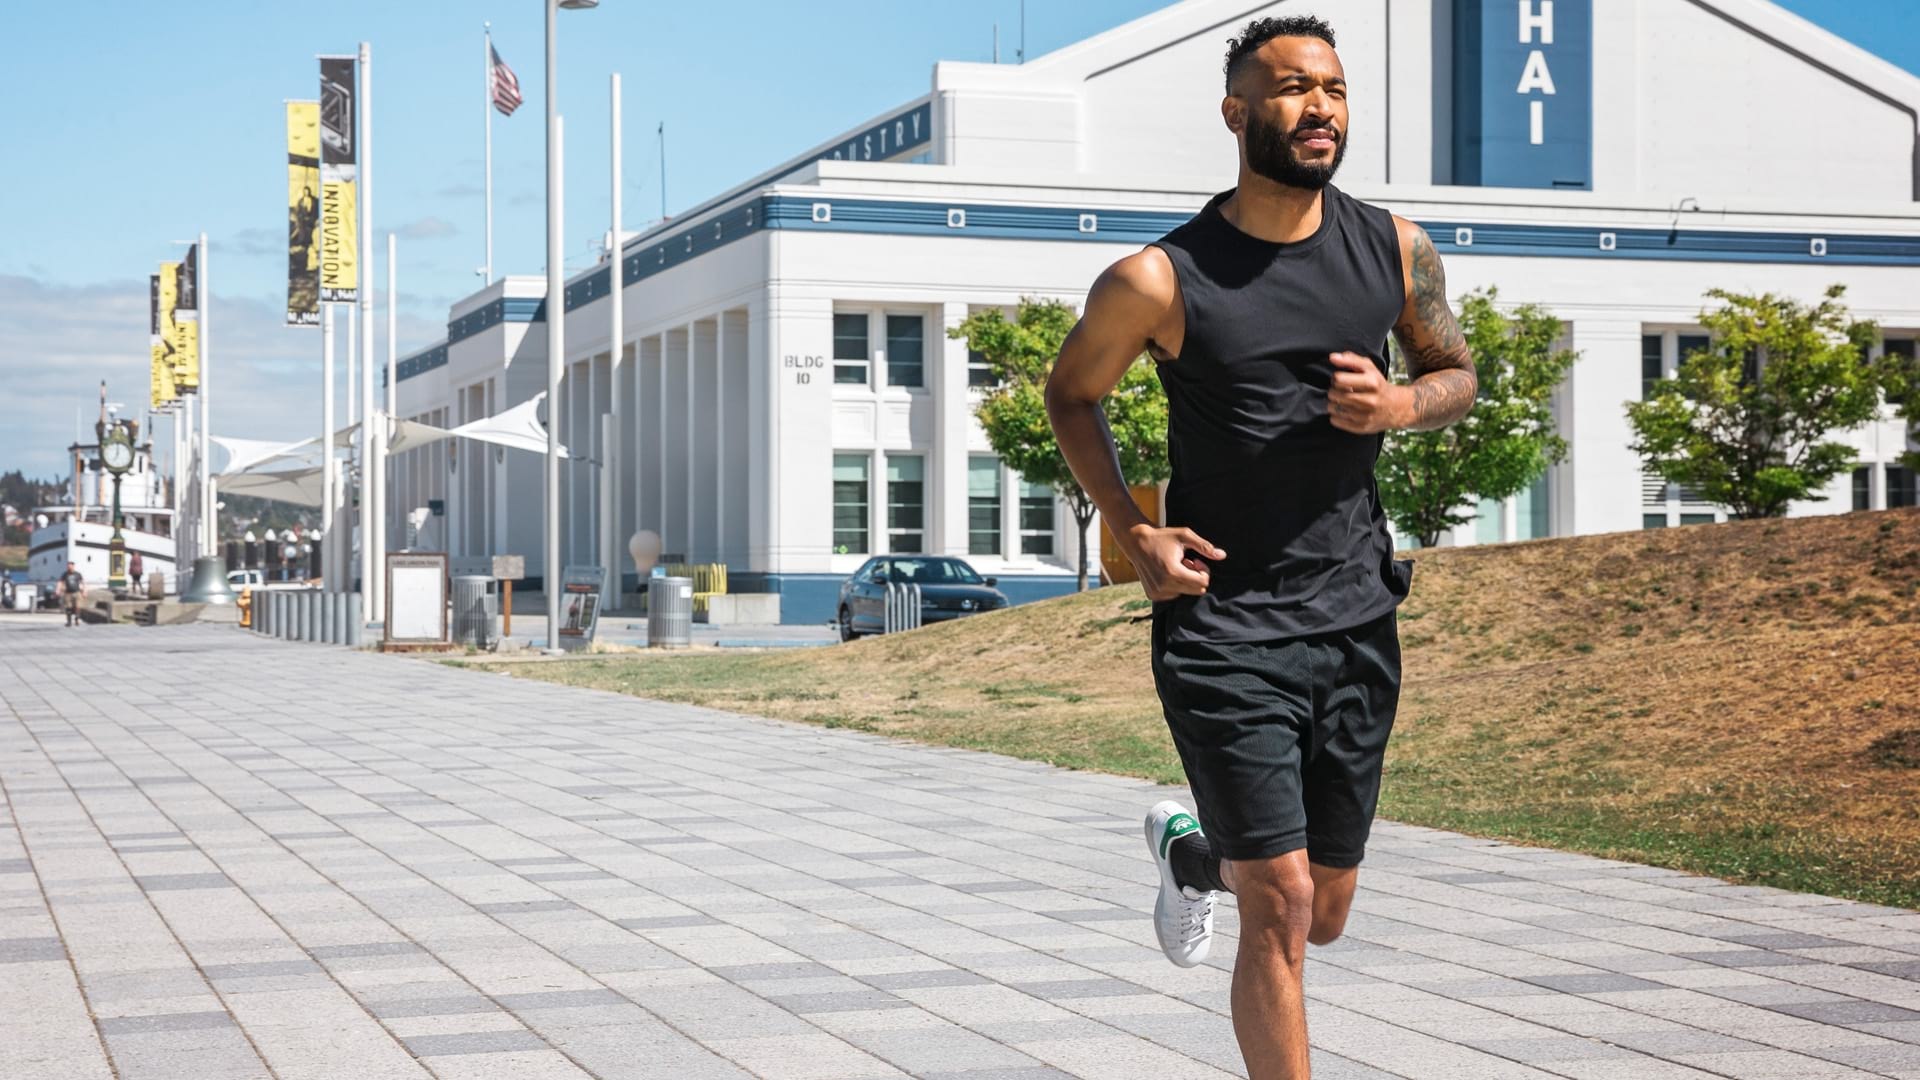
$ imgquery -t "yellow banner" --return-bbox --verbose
[320,178,358,301]
[158,261,181,394]
[149,272,176,411]
[287,101,320,325]
[151,341,177,411]
[172,252,199,393]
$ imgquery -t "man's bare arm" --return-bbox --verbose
[1047,253,1166,539]
[1391,218,1476,431]
[1046,249,1221,600]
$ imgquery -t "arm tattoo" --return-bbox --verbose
[1393,228,1477,431]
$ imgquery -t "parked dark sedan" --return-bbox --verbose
[837,556,1009,641]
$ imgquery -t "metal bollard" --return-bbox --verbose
[346,593,362,648]
[260,590,273,636]
[306,588,321,642]
[292,590,307,642]
[324,592,339,644]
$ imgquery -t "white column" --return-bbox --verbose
[935,302,969,556]
[1560,320,1643,537]
[682,322,695,560]
[870,448,885,556]
[747,299,770,569]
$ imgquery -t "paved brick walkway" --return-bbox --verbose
[2,620,1918,1079]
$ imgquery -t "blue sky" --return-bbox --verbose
[1,0,1915,478]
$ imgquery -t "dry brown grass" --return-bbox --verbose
[478,508,1920,906]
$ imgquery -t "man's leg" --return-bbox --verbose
[1220,852,1313,1080]
[1216,855,1363,1080]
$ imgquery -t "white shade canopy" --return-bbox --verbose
[212,394,565,507]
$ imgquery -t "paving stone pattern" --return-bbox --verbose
[2,621,1919,1079]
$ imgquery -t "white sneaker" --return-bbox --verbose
[1144,800,1216,967]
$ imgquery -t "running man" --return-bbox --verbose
[1045,16,1474,1078]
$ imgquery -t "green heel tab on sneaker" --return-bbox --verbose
[1159,814,1201,858]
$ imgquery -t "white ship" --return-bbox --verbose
[27,426,179,595]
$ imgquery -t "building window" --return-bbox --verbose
[1884,339,1913,406]
[886,315,924,388]
[1676,334,1710,368]
[1891,466,1918,509]
[832,454,868,553]
[833,313,868,386]
[886,454,925,553]
[1019,478,1055,556]
[1679,513,1717,526]
[1641,335,1663,399]
[968,347,996,388]
[968,457,1001,555]
[1854,466,1872,512]
[1643,514,1668,530]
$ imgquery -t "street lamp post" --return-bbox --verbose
[545,0,596,653]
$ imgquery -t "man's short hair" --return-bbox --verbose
[1224,15,1338,93]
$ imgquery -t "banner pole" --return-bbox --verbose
[360,39,375,609]
[379,230,396,618]
[607,71,622,611]
[484,24,493,284]
[322,302,335,590]
[200,232,214,554]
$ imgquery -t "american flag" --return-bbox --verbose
[490,45,522,116]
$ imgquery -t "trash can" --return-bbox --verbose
[451,576,495,648]
[647,575,693,649]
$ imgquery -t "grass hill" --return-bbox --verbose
[482,508,1920,908]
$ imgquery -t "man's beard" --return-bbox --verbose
[1245,110,1346,190]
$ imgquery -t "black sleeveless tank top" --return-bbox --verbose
[1150,186,1413,642]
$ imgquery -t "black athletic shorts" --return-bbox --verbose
[1150,610,1401,868]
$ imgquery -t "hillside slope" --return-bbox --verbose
[495,508,1920,906]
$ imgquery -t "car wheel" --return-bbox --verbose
[838,606,857,643]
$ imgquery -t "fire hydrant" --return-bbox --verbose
[238,587,253,628]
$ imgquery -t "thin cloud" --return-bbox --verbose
[0,274,325,478]
[394,216,458,241]
[227,227,283,258]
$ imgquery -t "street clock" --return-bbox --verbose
[102,429,135,474]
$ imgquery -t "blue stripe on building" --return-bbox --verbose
[398,193,1920,383]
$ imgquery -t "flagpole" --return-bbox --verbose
[381,230,396,603]
[322,304,336,590]
[607,71,622,611]
[359,39,375,611]
[484,23,494,283]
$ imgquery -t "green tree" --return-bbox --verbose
[1627,285,1885,520]
[1891,348,1920,476]
[951,298,1169,591]
[1377,289,1577,548]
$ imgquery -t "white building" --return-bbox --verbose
[391,0,1920,624]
